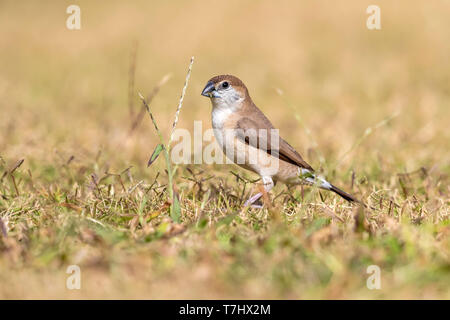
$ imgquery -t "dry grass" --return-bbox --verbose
[0,0,449,299]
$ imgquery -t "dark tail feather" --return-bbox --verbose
[330,184,360,203]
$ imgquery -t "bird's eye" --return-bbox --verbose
[221,81,229,89]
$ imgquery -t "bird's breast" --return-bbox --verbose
[211,107,234,149]
[211,107,233,130]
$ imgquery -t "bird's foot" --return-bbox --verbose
[244,192,263,208]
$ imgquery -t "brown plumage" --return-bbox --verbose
[201,74,361,206]
[236,114,314,172]
[208,75,248,90]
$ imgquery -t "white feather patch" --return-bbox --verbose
[211,107,233,130]
[298,168,332,190]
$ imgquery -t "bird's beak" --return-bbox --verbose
[201,81,215,97]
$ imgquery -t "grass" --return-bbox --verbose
[0,0,449,299]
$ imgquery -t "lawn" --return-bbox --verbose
[0,0,448,299]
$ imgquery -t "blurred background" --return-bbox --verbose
[0,0,449,299]
[1,0,449,173]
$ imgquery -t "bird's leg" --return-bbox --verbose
[244,192,264,208]
[244,176,274,208]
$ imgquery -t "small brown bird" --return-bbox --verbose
[201,74,359,207]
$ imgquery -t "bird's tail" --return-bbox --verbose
[329,184,360,203]
[297,168,363,205]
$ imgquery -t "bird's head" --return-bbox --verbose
[201,75,250,109]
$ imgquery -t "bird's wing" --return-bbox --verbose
[236,116,314,171]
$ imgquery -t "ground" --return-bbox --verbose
[0,0,449,299]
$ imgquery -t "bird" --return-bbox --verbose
[201,74,360,207]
